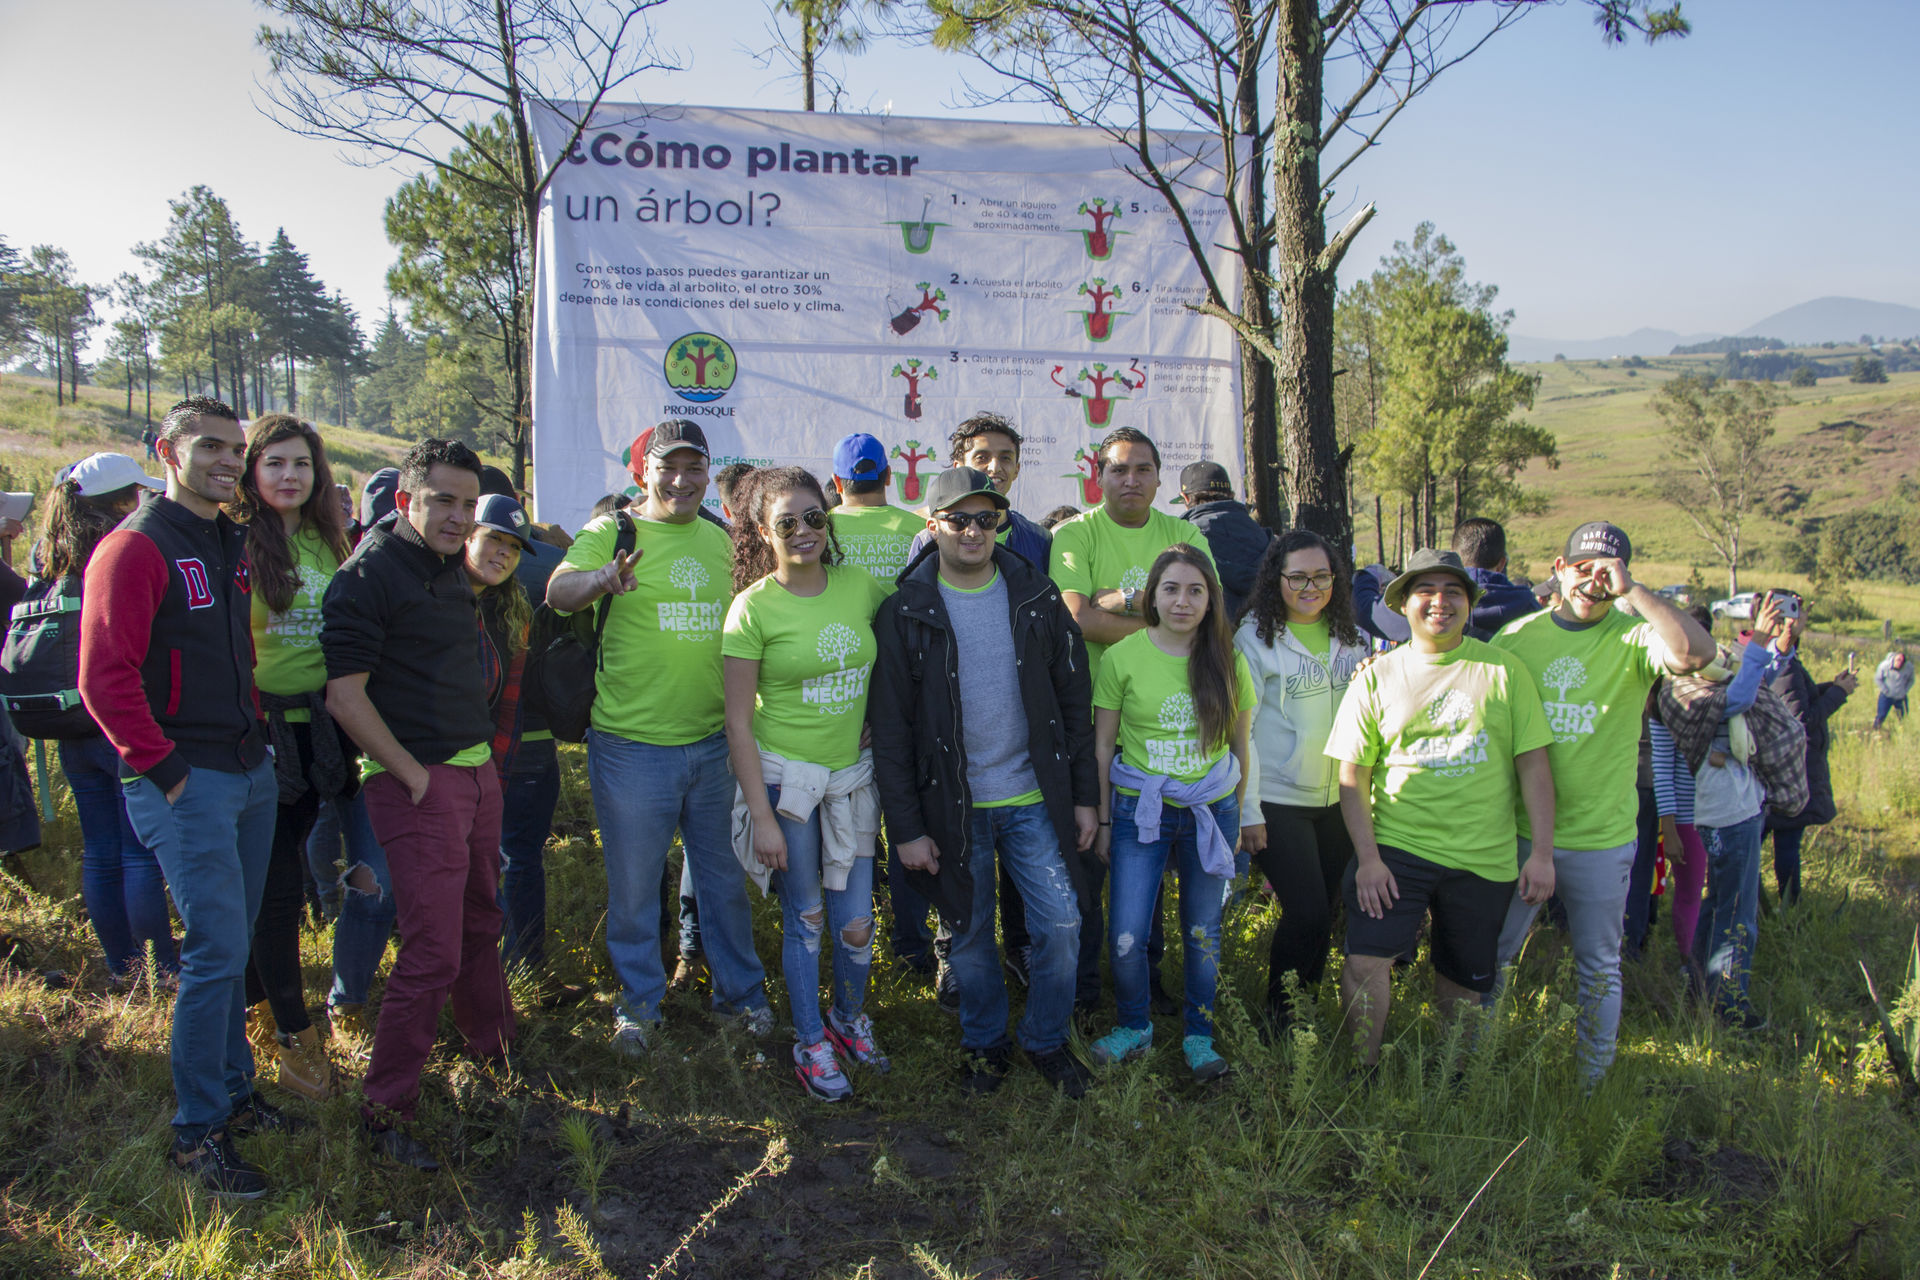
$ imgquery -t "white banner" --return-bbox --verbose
[528,102,1244,531]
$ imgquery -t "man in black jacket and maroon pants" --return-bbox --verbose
[80,396,283,1198]
[870,467,1100,1097]
[323,438,509,1169]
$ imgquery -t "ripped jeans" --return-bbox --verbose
[767,784,875,1046]
[950,801,1080,1054]
[307,791,395,1008]
[1108,790,1238,1039]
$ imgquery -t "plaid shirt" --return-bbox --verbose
[476,597,528,783]
[1656,658,1808,819]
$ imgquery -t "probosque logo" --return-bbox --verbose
[663,332,737,403]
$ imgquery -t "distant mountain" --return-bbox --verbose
[1736,296,1920,344]
[1507,328,1720,364]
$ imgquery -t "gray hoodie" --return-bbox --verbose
[1875,653,1914,700]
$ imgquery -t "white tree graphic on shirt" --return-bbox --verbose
[1425,688,1475,731]
[1541,655,1588,702]
[668,556,709,600]
[1158,692,1197,732]
[1118,565,1148,593]
[817,623,860,670]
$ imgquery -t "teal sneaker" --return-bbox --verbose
[1183,1035,1231,1083]
[1089,1025,1152,1066]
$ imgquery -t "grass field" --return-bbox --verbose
[1351,350,1920,638]
[1,366,1919,1277]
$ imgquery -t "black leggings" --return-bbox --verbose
[246,742,323,1035]
[1252,800,1354,1019]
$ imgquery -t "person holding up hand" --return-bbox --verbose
[1324,549,1557,1072]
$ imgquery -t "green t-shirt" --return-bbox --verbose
[558,512,735,745]
[831,503,925,594]
[1049,505,1214,678]
[1287,617,1331,664]
[1323,637,1554,880]
[721,565,888,770]
[1093,629,1256,804]
[251,526,342,720]
[363,740,491,779]
[1491,606,1667,850]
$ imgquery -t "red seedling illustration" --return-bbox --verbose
[891,440,936,502]
[1063,448,1103,506]
[1077,198,1125,260]
[889,283,951,335]
[889,358,939,421]
[1075,278,1127,342]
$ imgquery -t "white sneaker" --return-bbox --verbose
[611,1021,654,1059]
[792,1038,853,1102]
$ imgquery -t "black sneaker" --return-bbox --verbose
[1001,945,1031,990]
[958,1045,1013,1095]
[1028,1046,1093,1099]
[935,959,961,1016]
[365,1122,441,1172]
[229,1092,307,1136]
[168,1130,267,1199]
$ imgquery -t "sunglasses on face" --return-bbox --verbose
[770,508,829,539]
[1282,571,1334,591]
[935,510,1002,533]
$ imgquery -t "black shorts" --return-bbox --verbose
[1343,845,1515,994]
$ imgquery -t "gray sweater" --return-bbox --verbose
[1875,654,1914,700]
[939,572,1040,804]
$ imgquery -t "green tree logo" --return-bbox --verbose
[663,332,737,403]
[1118,565,1148,593]
[1425,689,1475,730]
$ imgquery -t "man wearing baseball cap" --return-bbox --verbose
[1488,520,1715,1085]
[1324,549,1557,1070]
[870,467,1099,1097]
[1176,460,1272,621]
[547,418,772,1057]
[829,431,925,594]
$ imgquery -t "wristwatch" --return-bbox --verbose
[1122,587,1138,614]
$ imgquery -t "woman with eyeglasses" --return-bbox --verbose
[722,467,890,1102]
[1233,530,1369,1037]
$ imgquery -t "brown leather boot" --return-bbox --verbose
[273,1026,342,1101]
[329,1002,373,1062]
[245,1000,278,1065]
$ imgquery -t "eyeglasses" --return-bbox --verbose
[770,508,829,539]
[935,510,1002,533]
[1281,572,1335,591]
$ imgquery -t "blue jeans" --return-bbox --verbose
[122,760,278,1144]
[1874,693,1907,726]
[307,791,395,1008]
[767,784,875,1045]
[1693,813,1766,1015]
[59,736,174,977]
[589,729,767,1027]
[950,803,1080,1053]
[499,736,561,971]
[1108,790,1238,1038]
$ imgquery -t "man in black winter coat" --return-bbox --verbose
[870,468,1099,1098]
[1177,461,1273,620]
[1453,518,1541,641]
[1758,594,1855,904]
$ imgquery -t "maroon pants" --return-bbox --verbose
[361,763,514,1119]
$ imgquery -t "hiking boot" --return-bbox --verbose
[168,1130,267,1199]
[245,1000,278,1064]
[328,1002,373,1062]
[365,1121,441,1172]
[1001,945,1031,990]
[1183,1035,1231,1083]
[958,1044,1014,1096]
[1089,1025,1152,1066]
[228,1091,307,1136]
[935,959,960,1016]
[668,954,707,993]
[611,1021,656,1059]
[272,1026,343,1102]
[793,1037,853,1102]
[826,1009,891,1073]
[1028,1046,1093,1099]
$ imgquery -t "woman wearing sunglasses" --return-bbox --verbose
[722,467,890,1101]
[1233,530,1369,1037]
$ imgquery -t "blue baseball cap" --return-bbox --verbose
[472,493,533,550]
[360,468,400,526]
[832,433,889,480]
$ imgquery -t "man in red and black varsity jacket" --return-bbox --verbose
[77,397,284,1200]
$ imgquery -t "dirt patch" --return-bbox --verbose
[1652,1137,1777,1205]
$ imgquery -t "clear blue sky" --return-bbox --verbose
[3,0,1915,350]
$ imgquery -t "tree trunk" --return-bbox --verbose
[1374,493,1385,566]
[1394,498,1404,567]
[1232,0,1278,526]
[802,16,817,112]
[1452,470,1464,533]
[286,350,298,414]
[143,350,152,422]
[126,362,133,417]
[53,332,64,406]
[1272,0,1351,554]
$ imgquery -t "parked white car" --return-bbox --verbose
[1711,591,1758,620]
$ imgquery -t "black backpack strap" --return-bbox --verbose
[592,511,636,672]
